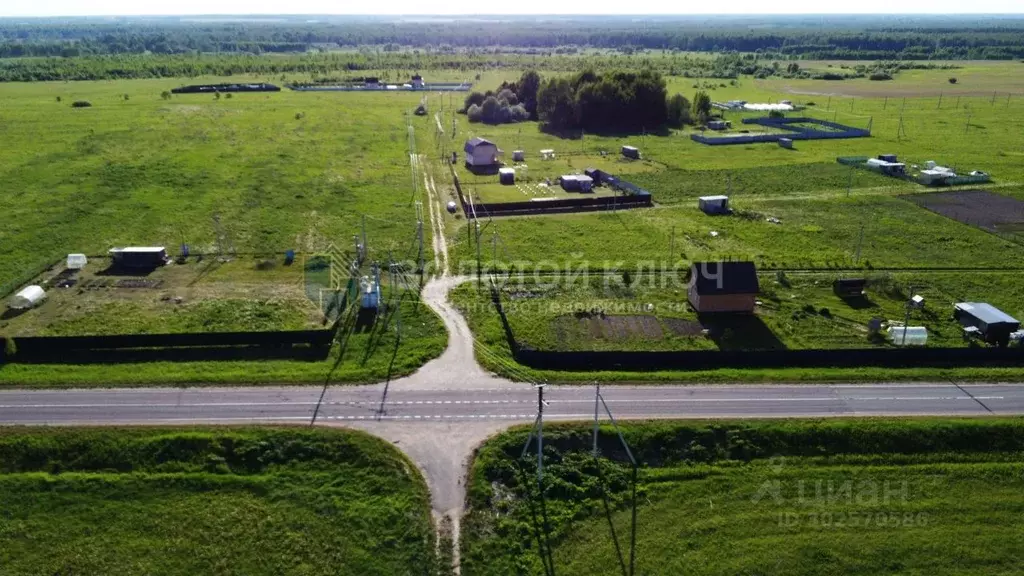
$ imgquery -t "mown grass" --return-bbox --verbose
[0,426,437,575]
[462,418,1024,576]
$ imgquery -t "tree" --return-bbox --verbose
[536,77,577,130]
[667,94,692,127]
[517,70,541,119]
[462,91,485,113]
[692,90,712,124]
[497,88,518,106]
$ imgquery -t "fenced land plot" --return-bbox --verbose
[1,256,321,337]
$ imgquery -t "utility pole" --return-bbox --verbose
[670,226,676,262]
[901,285,914,346]
[955,95,960,109]
[883,96,888,110]
[846,165,854,197]
[965,110,972,135]
[362,215,368,264]
[938,92,943,109]
[992,91,997,105]
[826,95,831,111]
[475,221,482,286]
[853,226,864,266]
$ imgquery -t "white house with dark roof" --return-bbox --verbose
[464,137,501,168]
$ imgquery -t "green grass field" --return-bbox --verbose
[462,418,1024,576]
[0,426,437,575]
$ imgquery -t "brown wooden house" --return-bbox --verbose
[688,261,759,313]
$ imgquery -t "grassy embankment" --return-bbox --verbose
[462,418,1024,576]
[0,427,439,575]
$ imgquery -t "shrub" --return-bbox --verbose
[869,72,893,81]
[160,91,172,100]
[768,109,785,118]
[55,96,62,103]
[2,336,15,360]
[949,77,958,84]
[225,93,233,99]
[71,100,92,108]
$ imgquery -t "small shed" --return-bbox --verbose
[833,278,867,298]
[687,261,759,314]
[559,175,594,192]
[621,145,640,160]
[499,168,515,185]
[778,138,793,149]
[878,154,898,163]
[708,120,729,131]
[66,253,88,270]
[109,247,168,269]
[411,74,424,89]
[540,149,555,160]
[9,285,46,310]
[698,195,730,215]
[954,302,1021,346]
[512,150,525,162]
[584,167,605,182]
[866,158,907,176]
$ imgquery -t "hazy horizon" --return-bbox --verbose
[2,1,1023,18]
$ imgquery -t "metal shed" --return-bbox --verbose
[698,195,730,215]
[499,168,515,185]
[621,145,640,159]
[954,302,1021,346]
[559,175,594,192]
[109,247,168,269]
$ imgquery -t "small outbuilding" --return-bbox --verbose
[688,261,759,314]
[109,247,168,269]
[66,253,88,270]
[9,285,46,310]
[540,149,556,160]
[778,138,794,149]
[833,278,867,299]
[708,120,730,131]
[464,137,501,168]
[499,168,516,185]
[954,302,1021,346]
[698,195,730,215]
[411,74,424,89]
[878,154,898,163]
[621,145,640,160]
[866,158,907,176]
[559,174,594,192]
[584,167,605,182]
[512,150,525,162]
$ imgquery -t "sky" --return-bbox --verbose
[2,1,1023,17]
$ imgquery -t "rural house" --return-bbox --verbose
[464,137,502,170]
[688,261,760,313]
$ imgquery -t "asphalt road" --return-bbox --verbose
[2,382,1022,426]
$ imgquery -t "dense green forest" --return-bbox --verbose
[0,15,1022,82]
[2,16,1024,59]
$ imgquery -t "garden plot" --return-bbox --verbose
[1,256,320,337]
[903,190,1024,239]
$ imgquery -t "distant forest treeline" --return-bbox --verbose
[1,17,1023,81]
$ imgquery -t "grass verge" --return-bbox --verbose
[0,426,437,575]
[462,418,1024,576]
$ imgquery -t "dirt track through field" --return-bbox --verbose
[421,158,450,276]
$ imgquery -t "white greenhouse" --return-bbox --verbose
[9,285,46,310]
